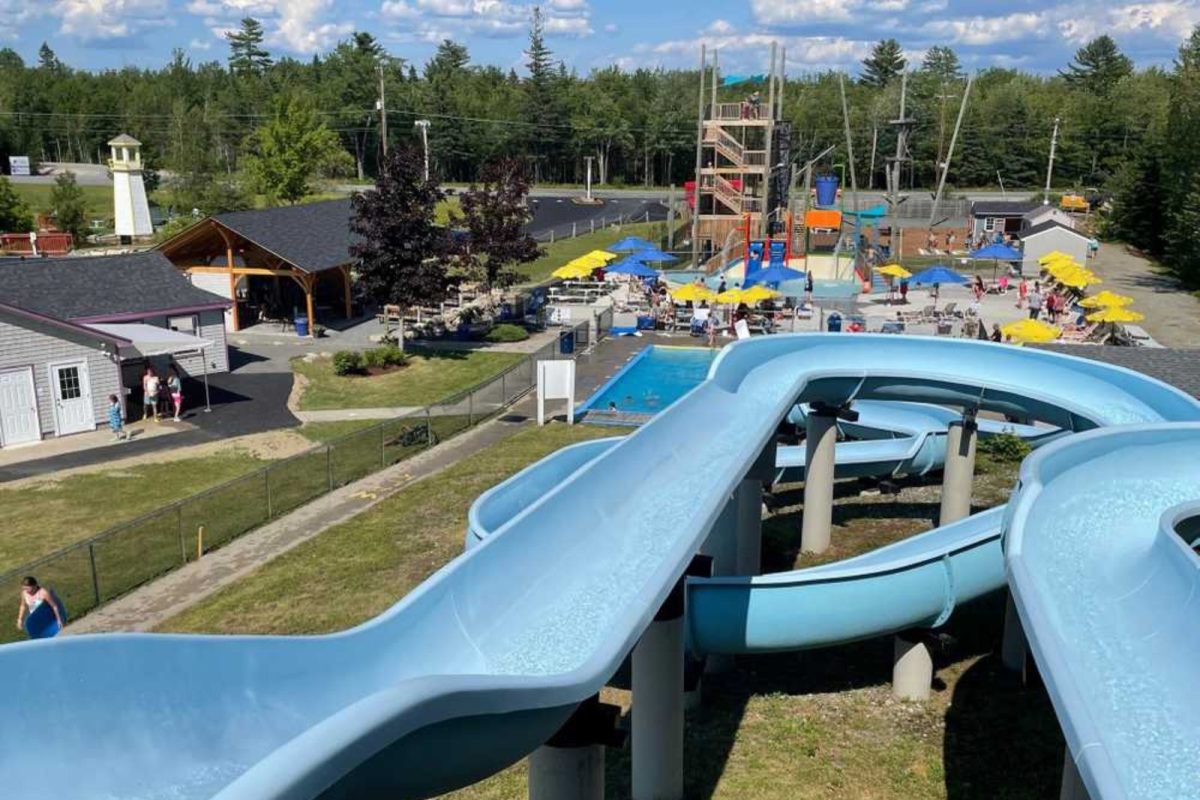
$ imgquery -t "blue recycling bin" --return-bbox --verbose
[815,175,839,207]
[559,330,575,354]
[294,315,309,337]
[826,312,842,333]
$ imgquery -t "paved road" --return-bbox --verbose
[1088,243,1200,348]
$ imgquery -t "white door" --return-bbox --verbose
[0,367,40,446]
[49,360,94,435]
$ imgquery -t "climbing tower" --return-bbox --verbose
[689,43,791,271]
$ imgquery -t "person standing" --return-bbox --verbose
[167,367,184,422]
[107,394,127,441]
[804,270,814,307]
[1028,283,1044,320]
[899,277,909,304]
[141,366,160,422]
[16,576,63,636]
[1016,276,1029,309]
[990,323,1003,342]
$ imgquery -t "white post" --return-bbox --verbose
[1001,591,1028,678]
[585,155,595,201]
[893,631,933,701]
[735,479,763,576]
[800,407,839,554]
[1060,750,1089,800]
[530,745,604,800]
[632,582,685,800]
[939,415,977,525]
[414,120,430,181]
[701,495,738,675]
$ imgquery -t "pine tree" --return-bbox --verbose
[350,145,449,349]
[49,171,87,244]
[1061,36,1132,95]
[921,46,961,82]
[861,39,906,87]
[0,176,33,232]
[37,43,60,72]
[457,158,541,287]
[523,7,565,181]
[226,17,273,77]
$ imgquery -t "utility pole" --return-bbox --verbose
[929,73,973,229]
[414,120,430,181]
[868,124,878,190]
[1043,116,1061,205]
[690,44,707,269]
[584,155,595,202]
[377,63,388,158]
[837,73,859,213]
[760,42,777,238]
[886,72,914,215]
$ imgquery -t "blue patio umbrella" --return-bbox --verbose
[632,246,676,262]
[606,257,659,278]
[610,236,657,252]
[909,265,968,285]
[744,265,806,287]
[970,243,1021,260]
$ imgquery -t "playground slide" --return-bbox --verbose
[1,336,1198,800]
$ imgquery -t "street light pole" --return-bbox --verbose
[414,120,430,181]
[584,155,595,202]
[377,63,388,158]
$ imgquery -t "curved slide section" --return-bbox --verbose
[1004,425,1200,800]
[1,336,1198,800]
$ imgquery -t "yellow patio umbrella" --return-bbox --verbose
[1038,250,1072,264]
[1043,257,1082,276]
[1001,318,1061,343]
[740,285,781,303]
[1086,306,1144,323]
[878,263,912,279]
[1051,265,1100,288]
[716,288,747,304]
[580,249,618,265]
[1078,290,1133,308]
[671,283,717,303]
[552,263,595,279]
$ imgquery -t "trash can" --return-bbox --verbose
[559,329,575,354]
[815,174,840,207]
[826,312,842,333]
[294,315,309,337]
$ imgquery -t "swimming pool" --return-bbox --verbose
[579,345,717,418]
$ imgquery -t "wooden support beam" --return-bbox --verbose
[185,266,300,277]
[303,274,316,338]
[342,266,353,319]
[214,225,240,332]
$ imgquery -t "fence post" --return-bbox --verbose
[380,423,386,469]
[88,543,101,606]
[572,222,577,238]
[502,370,507,404]
[326,445,334,491]
[550,230,555,244]
[590,219,595,234]
[469,389,475,426]
[177,504,186,565]
[425,408,433,448]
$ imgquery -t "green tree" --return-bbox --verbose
[226,17,273,77]
[457,157,541,287]
[922,46,962,81]
[37,43,61,72]
[861,39,906,87]
[0,176,33,232]
[242,95,343,204]
[1062,35,1133,95]
[48,170,87,243]
[350,145,448,349]
[523,8,566,181]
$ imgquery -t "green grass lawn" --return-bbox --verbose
[517,221,672,285]
[160,431,1061,799]
[160,423,627,635]
[293,349,525,411]
[11,183,114,222]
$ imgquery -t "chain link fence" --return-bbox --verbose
[0,330,592,644]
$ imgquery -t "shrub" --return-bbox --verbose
[362,348,387,369]
[376,344,408,367]
[332,350,365,376]
[978,432,1031,463]
[484,323,530,343]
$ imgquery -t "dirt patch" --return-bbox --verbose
[7,430,315,491]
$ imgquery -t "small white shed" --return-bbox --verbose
[1020,221,1091,276]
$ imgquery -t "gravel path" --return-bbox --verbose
[1089,243,1200,347]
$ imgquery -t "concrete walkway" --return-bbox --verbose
[293,407,423,423]
[1088,243,1200,348]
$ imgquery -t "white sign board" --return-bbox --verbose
[537,359,576,426]
[734,319,751,340]
[8,156,30,176]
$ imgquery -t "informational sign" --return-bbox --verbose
[537,359,576,426]
[735,319,751,340]
[8,156,30,176]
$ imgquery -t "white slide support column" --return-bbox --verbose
[939,414,978,526]
[1001,591,1029,679]
[529,695,622,800]
[632,580,686,800]
[736,479,763,576]
[892,631,933,701]
[800,407,839,554]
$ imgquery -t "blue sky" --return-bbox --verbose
[4,0,1198,75]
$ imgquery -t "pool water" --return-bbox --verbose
[582,346,717,416]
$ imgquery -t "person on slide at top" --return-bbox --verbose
[16,576,63,635]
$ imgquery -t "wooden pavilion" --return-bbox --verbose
[158,199,356,336]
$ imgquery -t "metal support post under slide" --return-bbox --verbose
[736,479,764,575]
[893,630,933,701]
[632,556,710,800]
[1001,590,1029,680]
[529,696,624,800]
[701,498,739,675]
[1059,750,1090,800]
[800,405,841,554]
[939,413,978,526]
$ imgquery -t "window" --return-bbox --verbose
[168,315,197,335]
[57,366,82,400]
[983,217,997,232]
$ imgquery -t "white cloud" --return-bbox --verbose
[548,0,587,9]
[924,12,1049,46]
[704,19,736,35]
[380,0,593,40]
[750,0,863,24]
[54,0,170,40]
[184,0,352,53]
[870,0,909,10]
[917,0,948,11]
[1059,1,1200,42]
[189,37,212,50]
[648,31,870,71]
[603,22,618,33]
[545,15,593,36]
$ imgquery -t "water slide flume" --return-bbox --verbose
[0,336,1197,799]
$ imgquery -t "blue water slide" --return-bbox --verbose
[1,335,1198,800]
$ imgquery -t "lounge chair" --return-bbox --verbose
[939,302,959,319]
[899,304,936,323]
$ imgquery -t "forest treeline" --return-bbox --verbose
[0,15,1198,282]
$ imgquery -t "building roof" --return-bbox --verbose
[1036,345,1200,399]
[107,134,141,146]
[210,199,356,274]
[971,200,1040,217]
[0,251,229,322]
[1020,219,1090,240]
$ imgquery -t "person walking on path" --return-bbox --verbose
[107,394,127,441]
[142,366,160,422]
[899,277,909,304]
[167,367,184,422]
[1028,284,1044,320]
[16,576,63,636]
[1016,276,1029,309]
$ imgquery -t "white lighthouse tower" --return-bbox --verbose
[108,134,153,242]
